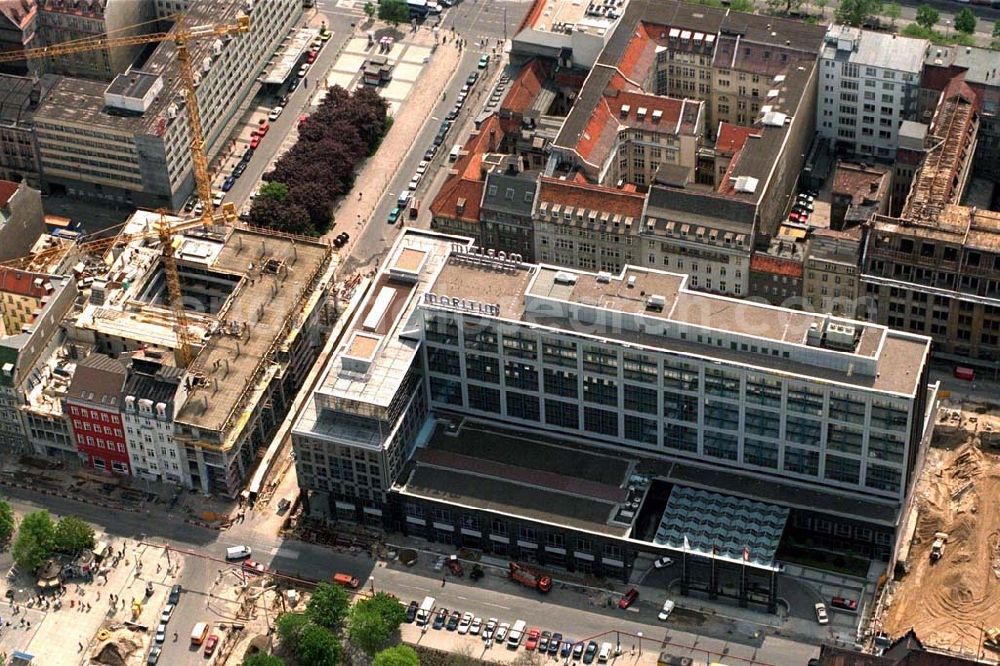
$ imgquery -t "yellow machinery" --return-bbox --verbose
[0,16,251,366]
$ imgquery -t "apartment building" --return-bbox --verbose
[0,74,54,186]
[0,267,76,451]
[480,167,537,263]
[122,355,188,487]
[816,26,927,160]
[0,179,45,262]
[533,176,645,273]
[33,0,300,208]
[35,0,157,81]
[0,0,36,77]
[748,230,806,307]
[65,352,130,474]
[830,161,890,231]
[804,227,864,317]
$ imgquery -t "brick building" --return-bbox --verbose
[65,352,129,474]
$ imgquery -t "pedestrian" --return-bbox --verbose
[78,642,83,652]
[96,592,100,601]
[441,576,446,587]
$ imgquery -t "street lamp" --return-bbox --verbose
[637,631,643,657]
[368,575,375,595]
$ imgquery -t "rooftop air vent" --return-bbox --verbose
[596,271,612,283]
[733,176,759,193]
[646,294,666,311]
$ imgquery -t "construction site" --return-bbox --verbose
[878,399,1000,659]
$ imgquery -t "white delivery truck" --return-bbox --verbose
[415,596,436,626]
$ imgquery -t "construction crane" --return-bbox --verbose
[0,15,251,367]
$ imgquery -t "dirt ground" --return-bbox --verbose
[883,404,1000,656]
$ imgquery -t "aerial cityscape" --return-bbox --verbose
[0,0,995,663]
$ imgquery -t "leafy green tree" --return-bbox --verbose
[377,0,410,26]
[258,181,289,203]
[765,0,802,14]
[363,1,375,18]
[915,4,939,29]
[884,1,901,26]
[0,499,15,544]
[296,624,342,666]
[730,0,755,11]
[954,8,976,34]
[373,645,419,666]
[305,583,350,631]
[275,612,309,645]
[243,653,284,666]
[349,592,407,654]
[53,516,94,553]
[836,0,883,26]
[815,0,828,17]
[12,511,54,572]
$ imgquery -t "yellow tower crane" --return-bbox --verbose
[0,16,252,367]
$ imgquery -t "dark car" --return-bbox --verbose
[289,77,300,92]
[221,176,236,192]
[432,608,447,629]
[233,162,247,178]
[560,640,573,658]
[466,71,479,86]
[241,148,254,162]
[831,596,859,612]
[618,588,639,609]
[424,145,437,160]
[277,94,290,106]
[168,584,181,605]
[583,641,598,664]
[446,108,458,121]
[440,120,452,133]
[539,630,551,652]
[183,197,197,212]
[550,633,563,654]
[432,133,445,147]
[405,601,418,623]
[446,610,461,631]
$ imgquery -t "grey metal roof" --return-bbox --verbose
[646,184,757,227]
[822,25,927,74]
[481,170,537,218]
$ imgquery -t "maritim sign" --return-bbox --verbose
[423,292,501,316]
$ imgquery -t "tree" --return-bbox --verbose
[835,0,883,26]
[12,511,54,572]
[915,4,939,30]
[0,499,15,544]
[243,653,284,666]
[373,645,419,666]
[275,612,309,645]
[295,624,342,666]
[53,516,95,553]
[248,196,315,236]
[348,592,407,654]
[815,0,828,17]
[765,0,802,15]
[954,8,976,34]
[258,181,289,203]
[730,0,755,11]
[883,2,901,26]
[363,1,375,19]
[377,0,410,26]
[305,583,350,631]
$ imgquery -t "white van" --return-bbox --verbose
[449,143,462,162]
[415,596,435,626]
[507,619,526,648]
[225,545,252,560]
[598,642,613,662]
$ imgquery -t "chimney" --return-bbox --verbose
[489,128,496,152]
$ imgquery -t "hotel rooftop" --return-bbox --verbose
[426,248,930,397]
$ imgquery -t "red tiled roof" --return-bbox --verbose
[537,176,646,218]
[0,267,50,299]
[502,58,549,116]
[429,115,504,224]
[0,179,18,206]
[750,253,803,278]
[617,23,660,81]
[715,123,761,157]
[833,162,889,206]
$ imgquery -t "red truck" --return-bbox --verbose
[509,562,552,593]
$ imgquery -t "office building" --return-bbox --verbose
[122,355,189,487]
[294,229,937,605]
[816,26,927,160]
[33,0,301,208]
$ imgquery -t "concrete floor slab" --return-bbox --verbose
[383,79,414,101]
[327,70,357,89]
[393,62,424,82]
[346,37,372,53]
[335,53,367,72]
[402,45,433,63]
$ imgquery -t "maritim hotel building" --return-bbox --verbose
[292,230,937,610]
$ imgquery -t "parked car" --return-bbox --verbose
[242,560,265,574]
[549,632,562,654]
[154,623,166,643]
[525,628,540,650]
[447,108,458,121]
[183,196,197,212]
[469,617,482,635]
[494,622,510,643]
[573,642,585,660]
[241,148,254,163]
[831,596,859,612]
[298,64,310,78]
[618,588,639,609]
[433,608,447,629]
[539,630,552,652]
[408,176,420,190]
[560,640,573,658]
[446,609,461,631]
[583,641,599,663]
[405,601,418,623]
[424,145,437,160]
[320,28,332,41]
[193,201,204,215]
[160,604,174,624]
[268,106,283,121]
[478,54,490,68]
[388,206,402,224]
[147,646,161,665]
[466,71,479,85]
[458,612,473,634]
[482,618,498,641]
[232,162,247,178]
[416,160,429,175]
[203,634,219,656]
[815,602,829,625]
[289,77,300,92]
[221,176,236,192]
[212,191,225,206]
[249,136,261,149]
[653,556,674,568]
[658,599,675,621]
[598,642,613,663]
[306,50,317,64]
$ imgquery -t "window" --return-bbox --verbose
[624,415,658,444]
[506,391,540,422]
[825,455,861,484]
[545,399,578,428]
[584,407,618,436]
[784,446,819,476]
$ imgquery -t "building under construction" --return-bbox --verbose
[861,76,1000,365]
[53,211,337,495]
